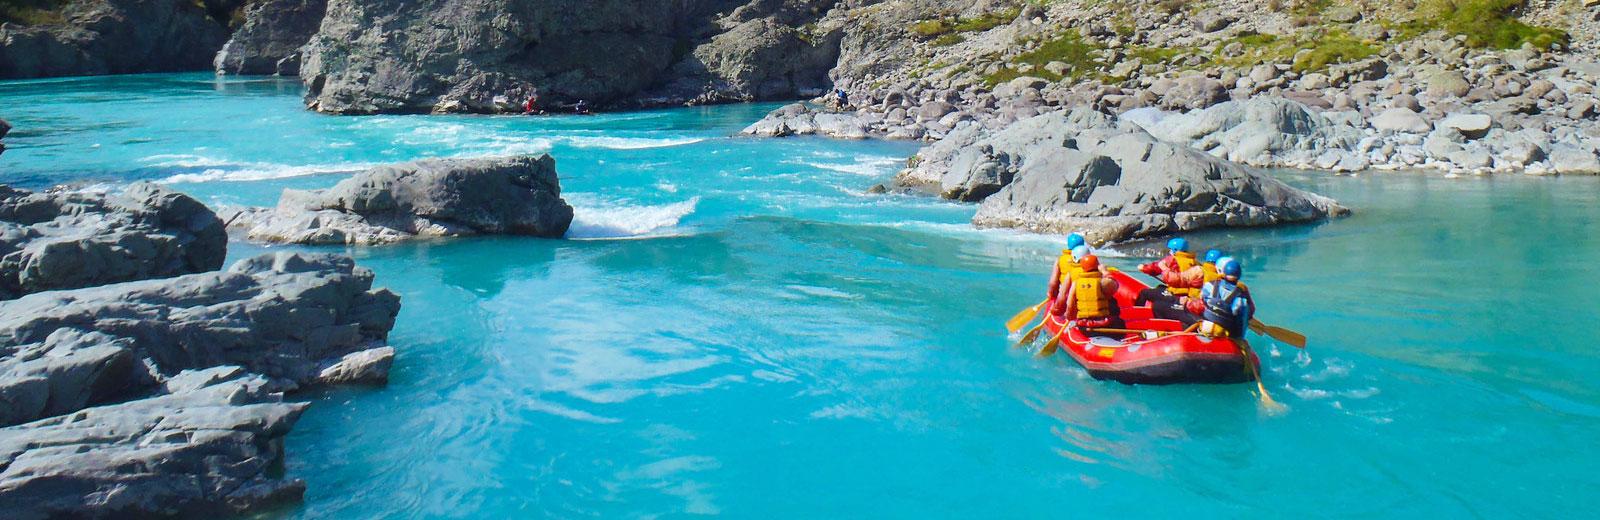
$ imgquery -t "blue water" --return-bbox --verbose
[3,74,1597,518]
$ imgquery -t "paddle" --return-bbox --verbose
[1249,318,1306,349]
[1238,339,1287,413]
[1006,299,1048,333]
[1036,329,1065,357]
[1014,321,1046,348]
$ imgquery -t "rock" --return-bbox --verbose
[1548,144,1600,174]
[0,183,226,300]
[214,0,329,75]
[316,346,395,385]
[1324,6,1362,23]
[1569,100,1597,119]
[917,101,957,122]
[0,371,307,518]
[1249,65,1279,84]
[0,0,228,79]
[1437,113,1493,139]
[1159,76,1229,111]
[231,155,574,244]
[1299,73,1331,90]
[1390,94,1423,112]
[1425,70,1471,98]
[1133,97,1363,167]
[1371,108,1433,133]
[897,109,1348,243]
[300,0,842,113]
[1191,10,1238,32]
[0,119,9,140]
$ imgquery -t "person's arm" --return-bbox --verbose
[1054,283,1075,318]
[1046,262,1061,300]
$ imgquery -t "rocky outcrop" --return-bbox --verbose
[0,368,308,519]
[1127,97,1365,170]
[0,251,400,516]
[227,155,574,244]
[213,0,328,75]
[298,0,844,113]
[894,109,1349,244]
[0,0,229,79]
[0,251,401,426]
[0,118,9,157]
[0,183,226,300]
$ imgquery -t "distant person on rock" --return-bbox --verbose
[1053,254,1123,335]
[1186,257,1255,338]
[522,89,541,114]
[833,88,849,110]
[1045,232,1088,308]
[575,100,590,115]
[1135,237,1203,326]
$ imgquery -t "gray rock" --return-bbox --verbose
[1159,76,1229,111]
[1133,97,1362,167]
[1426,70,1471,98]
[300,0,842,113]
[1437,113,1493,139]
[1324,6,1362,23]
[0,370,307,518]
[1390,94,1423,112]
[0,250,399,516]
[0,0,228,79]
[897,109,1349,243]
[1548,144,1600,174]
[0,183,226,300]
[214,0,329,75]
[231,155,574,244]
[1191,10,1238,32]
[1371,108,1433,133]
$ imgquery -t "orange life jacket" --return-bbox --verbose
[1057,249,1080,286]
[1073,269,1110,319]
[1202,261,1221,284]
[1167,251,1199,298]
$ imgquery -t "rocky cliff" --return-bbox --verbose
[213,0,327,75]
[0,0,230,79]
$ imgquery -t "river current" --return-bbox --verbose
[1,74,1596,518]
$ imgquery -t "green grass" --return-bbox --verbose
[982,32,1101,86]
[909,7,1020,39]
[0,0,67,25]
[1291,30,1378,71]
[932,33,965,46]
[1416,0,1567,49]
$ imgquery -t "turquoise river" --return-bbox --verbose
[1,74,1596,518]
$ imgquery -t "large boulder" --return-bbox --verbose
[0,251,401,426]
[894,108,1117,200]
[299,0,842,113]
[1131,97,1363,167]
[0,0,229,79]
[897,110,1349,244]
[229,155,574,244]
[0,251,400,517]
[213,0,329,75]
[0,183,226,300]
[0,369,308,519]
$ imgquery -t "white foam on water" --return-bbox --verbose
[562,136,706,150]
[790,155,904,177]
[157,161,374,183]
[565,196,701,239]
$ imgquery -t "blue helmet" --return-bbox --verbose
[1066,232,1085,249]
[1218,256,1242,277]
[1071,245,1091,260]
[1167,237,1189,252]
[1204,249,1223,264]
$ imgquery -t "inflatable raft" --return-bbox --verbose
[1041,269,1257,384]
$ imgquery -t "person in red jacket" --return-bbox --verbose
[1052,254,1123,335]
[1135,237,1203,326]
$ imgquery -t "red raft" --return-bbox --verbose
[1041,269,1258,385]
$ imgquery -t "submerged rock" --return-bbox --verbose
[229,155,574,244]
[0,0,228,79]
[895,109,1349,244]
[0,183,226,300]
[214,0,329,75]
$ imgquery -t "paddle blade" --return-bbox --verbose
[1006,301,1046,333]
[1251,319,1307,349]
[1015,322,1044,348]
[1036,334,1061,358]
